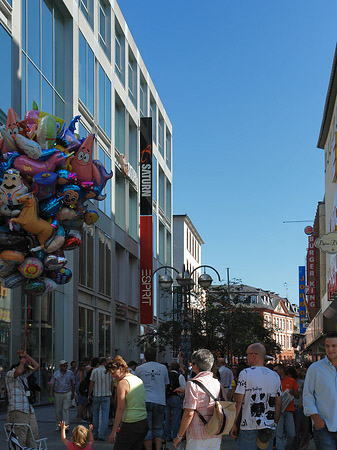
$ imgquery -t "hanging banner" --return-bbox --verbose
[299,266,308,333]
[306,235,317,308]
[140,216,153,324]
[140,117,152,216]
[139,117,153,325]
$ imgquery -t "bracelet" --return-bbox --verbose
[176,434,183,440]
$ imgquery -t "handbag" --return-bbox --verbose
[190,379,236,435]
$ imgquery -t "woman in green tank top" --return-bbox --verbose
[107,355,148,450]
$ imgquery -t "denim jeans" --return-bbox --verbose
[237,429,275,450]
[276,411,296,450]
[165,395,182,440]
[92,395,110,440]
[145,402,165,441]
[313,426,337,450]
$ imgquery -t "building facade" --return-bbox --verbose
[304,46,337,358]
[0,0,172,402]
[229,285,295,361]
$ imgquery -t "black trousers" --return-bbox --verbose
[114,418,148,450]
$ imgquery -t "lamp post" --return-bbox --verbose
[152,264,221,366]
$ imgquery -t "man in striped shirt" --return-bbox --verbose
[5,350,40,448]
[88,357,112,441]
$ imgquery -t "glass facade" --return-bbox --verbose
[79,31,94,115]
[0,25,11,124]
[99,65,111,138]
[3,0,173,384]
[21,0,65,117]
[20,294,55,403]
[98,146,112,217]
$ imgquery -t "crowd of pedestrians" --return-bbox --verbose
[3,331,337,450]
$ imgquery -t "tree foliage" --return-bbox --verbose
[137,283,281,359]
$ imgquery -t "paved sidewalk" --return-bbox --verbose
[0,403,316,449]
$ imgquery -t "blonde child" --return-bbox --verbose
[59,420,94,449]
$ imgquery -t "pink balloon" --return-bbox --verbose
[13,151,69,177]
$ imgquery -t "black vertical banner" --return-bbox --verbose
[140,117,152,216]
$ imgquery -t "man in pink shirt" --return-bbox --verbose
[173,349,223,450]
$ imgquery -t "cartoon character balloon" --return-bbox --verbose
[0,106,111,296]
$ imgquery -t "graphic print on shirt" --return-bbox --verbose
[237,367,281,430]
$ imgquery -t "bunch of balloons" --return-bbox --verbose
[0,104,113,296]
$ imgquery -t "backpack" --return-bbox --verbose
[191,379,236,436]
[166,370,180,397]
[79,369,92,396]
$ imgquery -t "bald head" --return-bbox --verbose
[246,343,266,366]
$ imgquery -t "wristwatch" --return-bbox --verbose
[176,434,183,440]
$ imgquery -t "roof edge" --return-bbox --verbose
[317,44,337,149]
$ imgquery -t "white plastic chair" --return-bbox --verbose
[4,423,48,450]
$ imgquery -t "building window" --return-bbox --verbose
[115,21,125,84]
[98,65,111,138]
[98,230,111,296]
[153,213,157,258]
[150,97,157,143]
[159,221,165,264]
[166,231,171,266]
[166,129,171,170]
[140,75,147,117]
[115,169,126,230]
[79,224,94,289]
[153,155,157,202]
[166,179,171,219]
[158,114,164,157]
[99,313,111,358]
[99,70,112,135]
[115,98,125,154]
[129,119,137,171]
[128,48,137,107]
[80,0,94,29]
[98,146,112,217]
[159,167,165,212]
[21,0,65,118]
[129,186,138,240]
[79,307,94,361]
[0,25,11,125]
[79,31,94,115]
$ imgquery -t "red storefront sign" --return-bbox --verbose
[306,235,316,308]
[140,215,153,324]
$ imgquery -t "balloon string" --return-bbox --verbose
[23,296,31,352]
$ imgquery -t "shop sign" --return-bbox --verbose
[140,117,152,216]
[298,266,309,333]
[140,215,153,324]
[315,232,337,254]
[306,235,317,308]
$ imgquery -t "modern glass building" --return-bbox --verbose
[0,0,172,403]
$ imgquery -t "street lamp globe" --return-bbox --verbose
[176,270,193,289]
[198,273,213,289]
[158,274,174,289]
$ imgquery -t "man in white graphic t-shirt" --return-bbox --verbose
[135,347,169,450]
[230,343,282,450]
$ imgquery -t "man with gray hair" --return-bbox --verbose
[173,349,224,449]
[230,343,282,450]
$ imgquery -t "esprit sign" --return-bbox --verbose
[140,215,153,324]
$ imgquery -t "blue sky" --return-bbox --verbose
[118,0,337,303]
